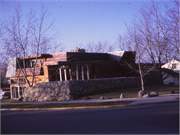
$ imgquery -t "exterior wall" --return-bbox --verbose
[46,52,67,62]
[95,62,122,78]
[143,70,163,85]
[10,66,49,99]
[163,73,179,85]
[23,77,141,102]
[10,66,49,87]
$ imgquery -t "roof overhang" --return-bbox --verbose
[20,54,53,59]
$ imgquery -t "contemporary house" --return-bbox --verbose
[6,48,136,99]
[161,59,179,85]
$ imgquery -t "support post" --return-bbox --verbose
[10,87,13,99]
[82,65,84,80]
[14,87,16,98]
[64,68,67,81]
[76,65,79,80]
[18,86,20,98]
[69,68,72,80]
[87,64,89,80]
[59,68,62,81]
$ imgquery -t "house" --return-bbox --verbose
[161,59,179,85]
[6,48,136,99]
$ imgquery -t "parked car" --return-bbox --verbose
[0,88,10,99]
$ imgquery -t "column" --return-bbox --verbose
[10,87,13,99]
[59,68,62,81]
[18,86,20,98]
[64,68,67,81]
[69,68,72,80]
[87,64,90,80]
[14,87,16,98]
[76,65,79,80]
[82,65,84,80]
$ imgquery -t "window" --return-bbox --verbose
[25,60,30,68]
[11,78,26,84]
[19,87,26,96]
[11,86,26,99]
[11,79,18,84]
[25,59,40,68]
[12,87,18,98]
[172,64,176,69]
[19,78,26,84]
[31,60,35,67]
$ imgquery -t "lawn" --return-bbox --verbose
[76,84,179,100]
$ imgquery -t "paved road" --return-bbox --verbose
[1,102,179,134]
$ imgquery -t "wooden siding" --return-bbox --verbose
[16,67,43,76]
[46,52,67,62]
[11,65,49,87]
[19,54,52,59]
[10,75,49,87]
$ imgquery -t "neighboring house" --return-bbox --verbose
[161,59,180,85]
[6,48,136,99]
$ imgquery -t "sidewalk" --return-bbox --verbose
[126,94,179,106]
[1,94,179,110]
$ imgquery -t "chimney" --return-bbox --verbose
[69,47,85,53]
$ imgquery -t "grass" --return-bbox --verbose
[76,84,179,100]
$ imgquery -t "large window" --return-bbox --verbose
[11,79,18,84]
[19,78,26,84]
[25,59,40,68]
[11,78,26,84]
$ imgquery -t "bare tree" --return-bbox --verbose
[117,0,179,92]
[118,0,178,63]
[116,34,133,51]
[141,0,178,61]
[1,4,63,87]
[136,0,179,81]
[85,40,113,53]
[161,0,179,55]
[123,20,157,92]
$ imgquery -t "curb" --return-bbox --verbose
[0,104,125,111]
[126,100,179,107]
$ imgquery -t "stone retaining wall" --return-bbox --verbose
[23,77,141,102]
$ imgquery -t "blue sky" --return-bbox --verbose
[2,0,154,52]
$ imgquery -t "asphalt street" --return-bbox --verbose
[1,102,179,134]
